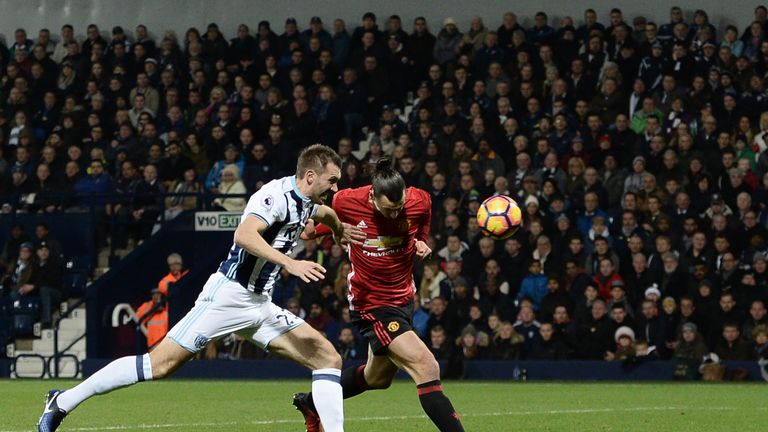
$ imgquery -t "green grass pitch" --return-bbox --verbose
[2,379,766,431]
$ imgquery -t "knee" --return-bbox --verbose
[315,343,342,370]
[413,355,440,382]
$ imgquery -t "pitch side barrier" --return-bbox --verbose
[76,359,767,382]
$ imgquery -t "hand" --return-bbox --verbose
[335,222,366,251]
[604,351,615,361]
[285,259,326,283]
[18,284,35,295]
[415,240,432,260]
[301,219,317,240]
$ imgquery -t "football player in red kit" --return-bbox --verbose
[294,159,464,432]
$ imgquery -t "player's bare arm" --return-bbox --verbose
[234,215,325,283]
[314,205,366,250]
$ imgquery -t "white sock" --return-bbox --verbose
[312,368,344,432]
[58,354,153,413]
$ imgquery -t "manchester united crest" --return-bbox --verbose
[387,321,400,332]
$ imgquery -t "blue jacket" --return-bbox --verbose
[332,32,351,66]
[205,156,246,191]
[74,173,113,208]
[576,209,610,237]
[518,274,548,311]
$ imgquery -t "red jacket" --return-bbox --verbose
[593,273,623,300]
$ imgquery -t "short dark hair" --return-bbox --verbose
[431,325,445,334]
[371,158,405,202]
[296,144,341,179]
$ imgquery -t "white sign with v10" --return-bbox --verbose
[194,212,242,231]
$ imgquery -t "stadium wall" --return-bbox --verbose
[76,359,767,381]
[0,0,758,45]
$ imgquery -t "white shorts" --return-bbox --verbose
[167,272,304,353]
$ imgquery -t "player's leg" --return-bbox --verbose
[38,272,236,431]
[386,331,464,432]
[353,344,401,394]
[38,337,194,431]
[59,337,192,410]
[295,344,399,432]
[246,304,344,432]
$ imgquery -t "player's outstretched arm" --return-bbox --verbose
[314,205,366,250]
[235,216,326,283]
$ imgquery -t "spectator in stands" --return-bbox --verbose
[164,168,202,221]
[530,321,569,360]
[593,257,624,300]
[336,326,364,360]
[157,253,188,296]
[157,141,195,187]
[743,300,768,343]
[0,223,29,275]
[5,242,35,301]
[673,322,708,361]
[135,287,168,350]
[574,298,613,359]
[637,298,667,357]
[210,164,247,212]
[512,305,541,356]
[490,321,523,360]
[427,296,456,339]
[428,325,454,361]
[71,159,112,212]
[305,300,336,338]
[753,325,768,360]
[33,223,63,261]
[517,260,547,311]
[437,232,469,262]
[205,144,246,191]
[714,322,755,360]
[605,326,636,361]
[130,164,164,242]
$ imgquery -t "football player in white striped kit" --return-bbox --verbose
[38,144,364,432]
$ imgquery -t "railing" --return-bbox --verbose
[12,353,46,379]
[0,190,249,263]
[50,297,88,379]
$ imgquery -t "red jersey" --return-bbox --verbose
[332,185,431,312]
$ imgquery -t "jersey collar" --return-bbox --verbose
[290,175,311,202]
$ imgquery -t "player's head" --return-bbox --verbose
[296,144,342,203]
[369,158,406,219]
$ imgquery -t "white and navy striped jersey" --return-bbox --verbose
[218,176,319,295]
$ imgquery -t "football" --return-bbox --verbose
[476,195,523,240]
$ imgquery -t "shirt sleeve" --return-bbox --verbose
[416,189,431,242]
[243,185,287,227]
[314,223,333,237]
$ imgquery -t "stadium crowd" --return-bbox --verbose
[1,7,768,368]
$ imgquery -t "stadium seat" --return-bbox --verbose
[12,297,41,337]
[0,297,11,317]
[63,273,88,297]
[12,314,35,337]
[66,256,94,274]
[63,255,93,298]
[13,297,41,316]
[0,316,11,351]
